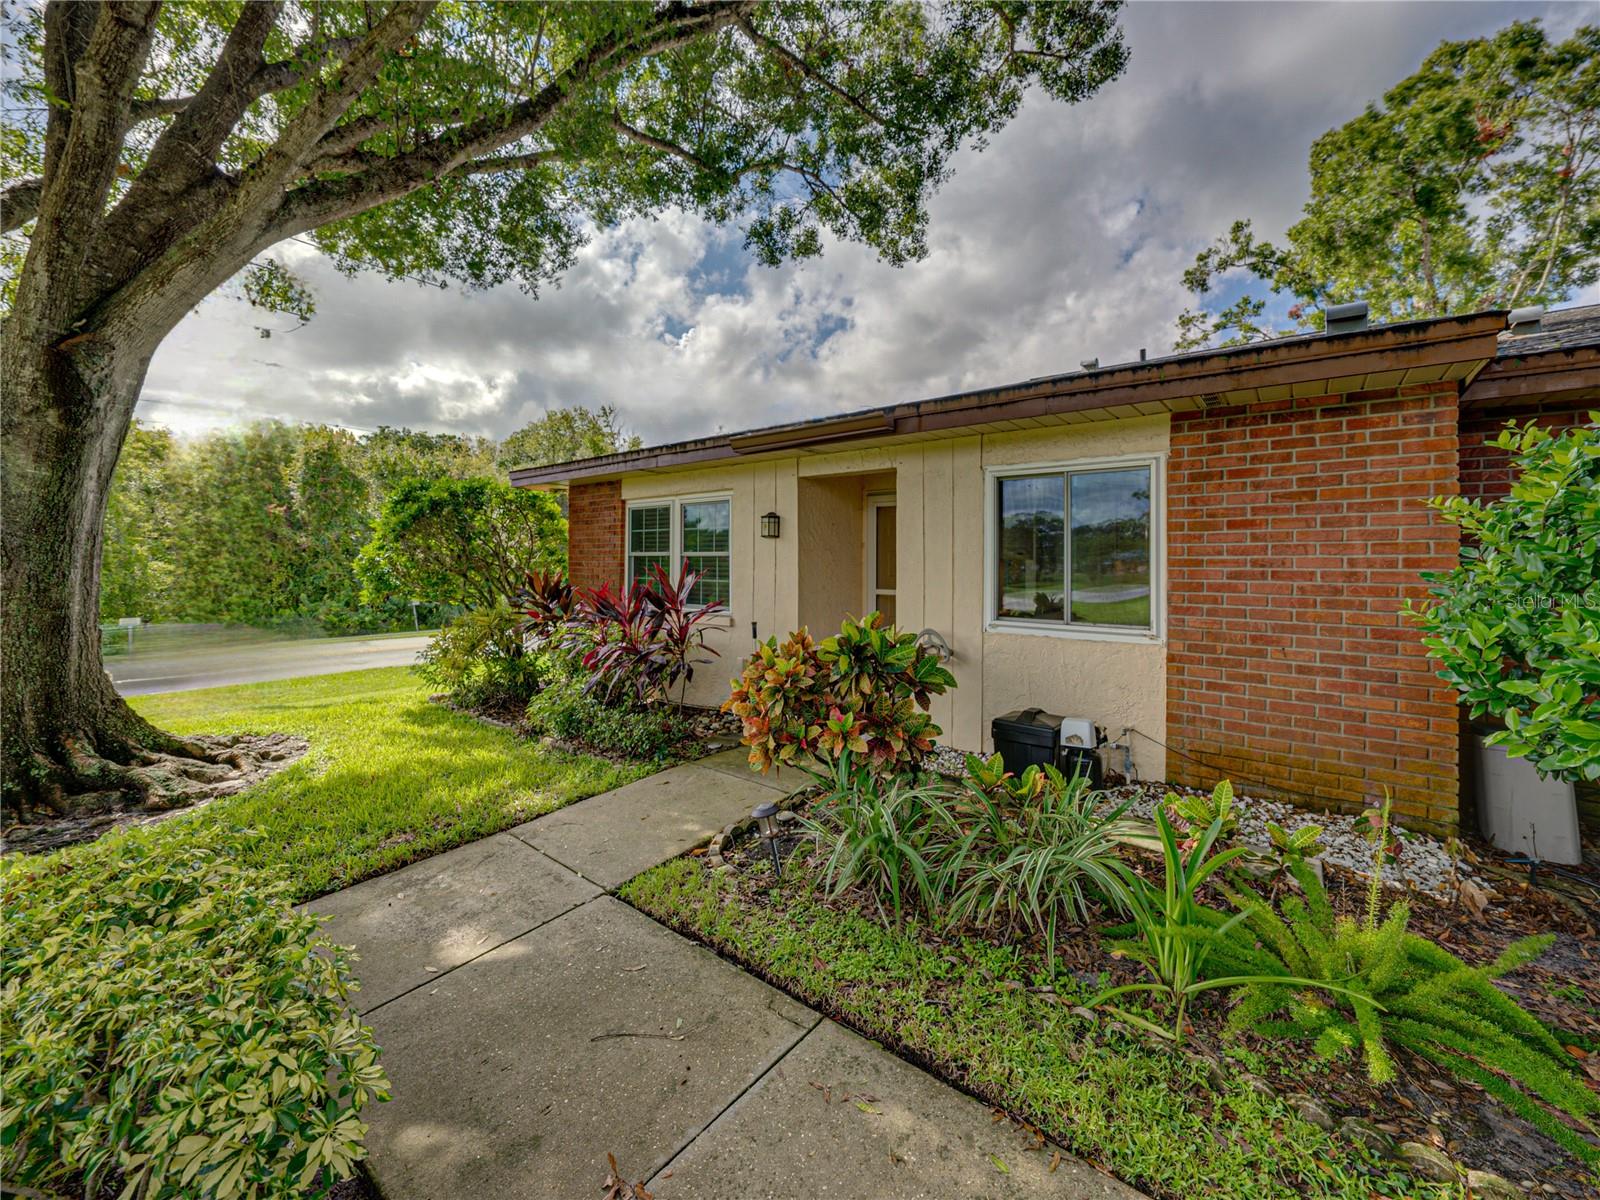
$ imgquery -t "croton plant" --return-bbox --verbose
[724,613,957,774]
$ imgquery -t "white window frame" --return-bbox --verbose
[625,492,734,612]
[983,453,1165,645]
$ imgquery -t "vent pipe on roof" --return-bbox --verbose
[1139,348,1148,362]
[1079,357,1099,371]
[1325,301,1369,334]
[1507,305,1544,334]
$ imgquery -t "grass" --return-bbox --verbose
[132,666,646,901]
[620,857,1464,1200]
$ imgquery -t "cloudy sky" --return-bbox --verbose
[140,1,1595,448]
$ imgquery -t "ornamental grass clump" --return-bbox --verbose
[945,754,1131,969]
[1,825,387,1199]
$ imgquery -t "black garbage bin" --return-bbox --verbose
[991,708,1063,776]
[990,708,1104,787]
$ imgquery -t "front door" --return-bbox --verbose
[866,494,896,624]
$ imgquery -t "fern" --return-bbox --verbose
[1215,869,1599,1155]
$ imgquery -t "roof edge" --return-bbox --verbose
[511,309,1507,488]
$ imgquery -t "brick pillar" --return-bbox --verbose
[1165,383,1463,833]
[567,480,623,591]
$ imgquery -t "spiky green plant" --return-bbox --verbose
[801,766,966,928]
[1212,862,1600,1163]
[1090,807,1356,1043]
[943,758,1130,969]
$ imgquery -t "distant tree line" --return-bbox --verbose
[99,406,634,633]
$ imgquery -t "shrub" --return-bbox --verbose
[415,603,542,707]
[1,825,386,1199]
[945,755,1130,969]
[1212,860,1600,1162]
[559,564,724,708]
[525,669,695,762]
[1411,417,1600,781]
[725,613,956,775]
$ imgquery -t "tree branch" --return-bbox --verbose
[459,150,562,177]
[269,2,754,239]
[1,179,44,235]
[22,1,161,326]
[733,13,915,134]
[609,115,716,172]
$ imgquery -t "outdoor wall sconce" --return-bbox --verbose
[751,800,782,879]
[759,511,781,539]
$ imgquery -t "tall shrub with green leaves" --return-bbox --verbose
[1212,861,1600,1163]
[1411,418,1600,780]
[1,825,388,1198]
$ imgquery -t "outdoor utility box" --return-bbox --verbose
[1475,734,1580,864]
[991,709,1104,787]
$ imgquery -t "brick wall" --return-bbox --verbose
[567,480,623,591]
[1166,383,1463,832]
[1460,398,1592,504]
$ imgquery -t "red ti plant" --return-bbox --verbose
[563,563,724,709]
[511,568,575,643]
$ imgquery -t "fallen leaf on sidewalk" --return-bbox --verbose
[989,1154,1009,1174]
[1049,1151,1062,1173]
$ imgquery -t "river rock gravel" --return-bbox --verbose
[925,745,1483,899]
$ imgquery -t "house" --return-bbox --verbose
[513,304,1600,833]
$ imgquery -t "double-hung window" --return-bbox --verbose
[627,495,731,607]
[990,458,1159,635]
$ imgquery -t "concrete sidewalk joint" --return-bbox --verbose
[307,759,1147,1199]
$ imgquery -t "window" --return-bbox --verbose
[627,496,732,607]
[991,460,1157,633]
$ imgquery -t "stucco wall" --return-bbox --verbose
[973,417,1170,779]
[614,417,1170,779]
[796,474,867,635]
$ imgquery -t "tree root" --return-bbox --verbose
[3,732,309,854]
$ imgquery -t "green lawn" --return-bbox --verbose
[133,667,645,901]
[621,858,1461,1200]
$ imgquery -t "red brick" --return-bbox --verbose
[1167,384,1462,830]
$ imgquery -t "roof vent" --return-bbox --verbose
[1079,357,1099,371]
[1325,301,1369,334]
[1507,305,1543,334]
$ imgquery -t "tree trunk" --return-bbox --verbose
[0,325,242,822]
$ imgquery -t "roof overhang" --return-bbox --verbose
[510,311,1507,488]
[1462,344,1600,409]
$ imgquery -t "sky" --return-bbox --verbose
[139,1,1596,449]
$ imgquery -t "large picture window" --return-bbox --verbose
[627,496,731,607]
[992,460,1157,633]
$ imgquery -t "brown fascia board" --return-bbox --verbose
[509,311,1507,488]
[1461,344,1600,408]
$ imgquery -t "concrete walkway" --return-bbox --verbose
[309,750,1142,1200]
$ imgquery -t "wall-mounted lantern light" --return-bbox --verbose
[759,511,781,539]
[752,800,782,879]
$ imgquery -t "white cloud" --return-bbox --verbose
[141,1,1568,448]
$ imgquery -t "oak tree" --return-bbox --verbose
[0,0,1127,818]
[1175,20,1598,349]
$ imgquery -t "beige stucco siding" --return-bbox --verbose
[618,414,1168,779]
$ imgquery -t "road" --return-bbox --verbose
[107,630,432,696]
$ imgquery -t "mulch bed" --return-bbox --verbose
[703,802,1600,1198]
